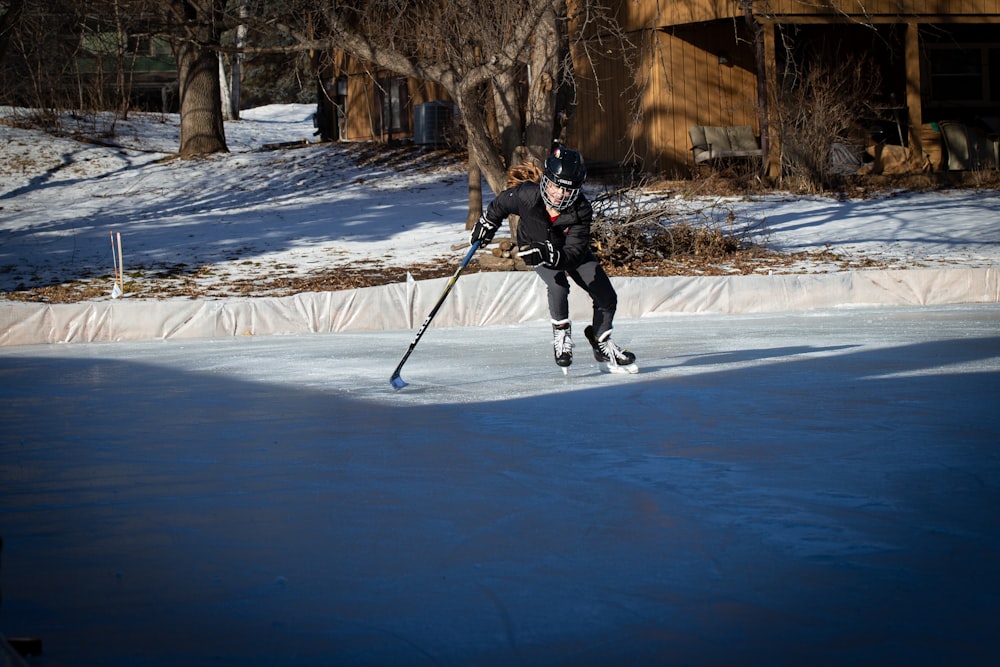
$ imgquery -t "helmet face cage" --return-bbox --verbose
[540,174,581,211]
[540,147,586,212]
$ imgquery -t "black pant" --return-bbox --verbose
[534,256,617,338]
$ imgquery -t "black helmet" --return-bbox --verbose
[541,145,586,211]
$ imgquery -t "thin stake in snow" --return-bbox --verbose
[110,231,123,298]
[117,232,123,290]
[390,241,480,390]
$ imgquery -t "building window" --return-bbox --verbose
[991,48,1000,103]
[925,45,998,105]
[378,76,409,135]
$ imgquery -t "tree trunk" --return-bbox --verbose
[229,50,243,120]
[523,2,562,163]
[165,0,228,156]
[455,85,507,198]
[175,39,228,155]
[466,158,482,230]
[218,52,233,121]
[230,0,249,120]
[490,68,522,167]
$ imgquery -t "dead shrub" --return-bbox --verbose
[773,53,882,191]
[589,185,764,271]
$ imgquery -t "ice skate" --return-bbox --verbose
[552,320,574,374]
[584,326,638,374]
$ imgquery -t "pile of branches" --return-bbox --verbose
[589,186,764,270]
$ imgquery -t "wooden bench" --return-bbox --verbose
[689,125,763,164]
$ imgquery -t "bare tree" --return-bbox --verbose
[0,0,92,115]
[773,53,882,189]
[0,0,26,68]
[1,0,232,155]
[251,1,571,200]
[4,0,628,173]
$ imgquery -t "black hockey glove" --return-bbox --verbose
[518,241,561,268]
[470,213,501,248]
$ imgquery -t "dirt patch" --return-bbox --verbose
[0,246,905,304]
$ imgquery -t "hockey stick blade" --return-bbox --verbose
[390,372,408,390]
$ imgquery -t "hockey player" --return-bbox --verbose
[470,144,637,373]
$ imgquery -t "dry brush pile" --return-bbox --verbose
[587,185,778,277]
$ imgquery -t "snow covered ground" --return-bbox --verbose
[1,105,999,666]
[0,104,472,298]
[2,103,1000,302]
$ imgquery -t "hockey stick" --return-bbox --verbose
[390,240,481,390]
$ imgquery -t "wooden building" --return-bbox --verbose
[565,0,1000,176]
[313,52,450,144]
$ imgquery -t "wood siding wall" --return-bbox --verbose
[342,78,448,142]
[336,55,448,142]
[568,13,758,175]
[568,0,1000,175]
[563,49,634,171]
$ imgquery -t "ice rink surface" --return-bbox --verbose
[2,305,999,666]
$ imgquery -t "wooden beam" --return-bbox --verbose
[903,21,924,168]
[764,23,781,180]
[756,15,1000,24]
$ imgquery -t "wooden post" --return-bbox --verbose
[904,21,926,170]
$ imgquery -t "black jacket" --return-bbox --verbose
[484,182,595,271]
